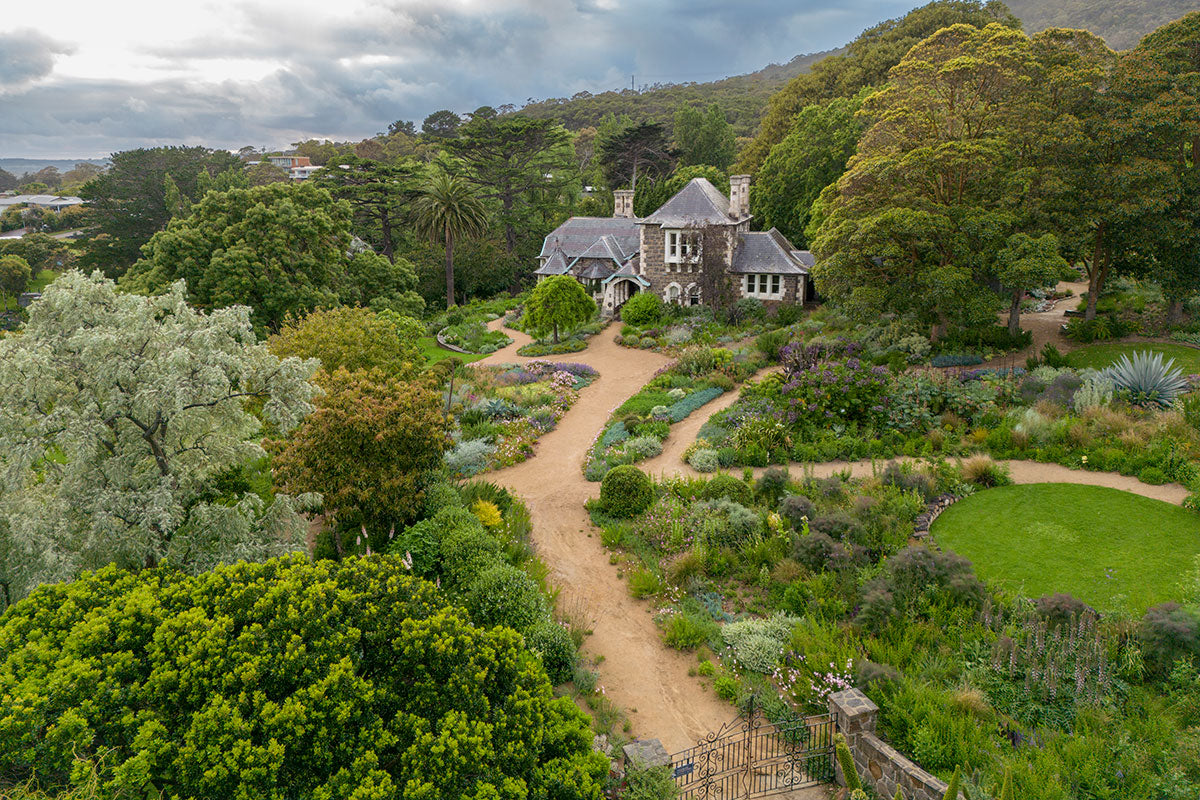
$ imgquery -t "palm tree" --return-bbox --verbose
[410,170,489,308]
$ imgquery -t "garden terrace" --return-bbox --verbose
[593,464,1200,799]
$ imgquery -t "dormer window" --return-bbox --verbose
[665,230,699,266]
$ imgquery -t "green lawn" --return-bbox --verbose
[418,337,488,366]
[932,483,1200,613]
[1066,341,1200,374]
[0,268,56,310]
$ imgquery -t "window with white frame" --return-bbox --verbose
[664,230,699,267]
[742,273,782,299]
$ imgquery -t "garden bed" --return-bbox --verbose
[443,360,598,477]
[590,463,1200,799]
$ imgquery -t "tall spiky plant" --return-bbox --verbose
[999,766,1014,800]
[942,765,961,800]
[411,169,489,309]
[1100,350,1190,408]
[835,733,863,792]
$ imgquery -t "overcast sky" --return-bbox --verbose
[0,0,916,159]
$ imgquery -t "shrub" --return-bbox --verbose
[696,499,762,549]
[701,473,753,506]
[423,481,465,516]
[689,448,720,472]
[471,498,503,528]
[445,438,495,477]
[1139,602,1200,674]
[1073,376,1114,411]
[779,494,815,528]
[439,524,504,587]
[722,614,800,673]
[621,291,664,326]
[1140,466,1168,485]
[775,303,802,326]
[960,455,1010,487]
[629,569,664,598]
[664,611,719,650]
[795,532,849,572]
[625,435,665,460]
[756,466,790,505]
[930,353,984,367]
[600,465,654,517]
[622,764,679,800]
[756,329,791,361]
[525,621,576,685]
[1040,343,1070,368]
[467,564,547,632]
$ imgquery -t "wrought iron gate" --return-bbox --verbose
[669,699,835,799]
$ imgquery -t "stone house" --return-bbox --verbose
[535,175,813,316]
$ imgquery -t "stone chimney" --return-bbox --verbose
[613,189,635,218]
[729,175,751,219]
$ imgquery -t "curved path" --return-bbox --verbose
[478,323,744,753]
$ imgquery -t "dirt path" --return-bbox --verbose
[480,325,749,754]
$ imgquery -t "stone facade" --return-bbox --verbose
[829,689,956,800]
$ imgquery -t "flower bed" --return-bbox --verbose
[443,360,597,477]
[591,464,1200,798]
[583,346,765,481]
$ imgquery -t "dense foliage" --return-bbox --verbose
[0,555,607,799]
[268,306,426,378]
[0,272,318,609]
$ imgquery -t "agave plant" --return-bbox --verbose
[1100,350,1190,409]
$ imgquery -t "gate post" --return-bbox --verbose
[827,689,878,788]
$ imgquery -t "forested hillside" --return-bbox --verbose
[1008,0,1200,49]
[513,49,839,137]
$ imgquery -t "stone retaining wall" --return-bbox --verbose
[829,689,955,800]
[434,326,472,354]
[912,493,960,540]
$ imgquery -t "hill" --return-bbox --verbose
[1007,0,1200,50]
[512,49,841,137]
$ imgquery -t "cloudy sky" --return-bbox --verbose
[0,0,916,158]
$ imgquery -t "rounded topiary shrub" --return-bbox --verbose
[625,435,664,459]
[525,620,576,685]
[467,564,547,632]
[600,465,655,518]
[779,494,815,528]
[440,525,503,587]
[621,291,664,327]
[701,473,753,506]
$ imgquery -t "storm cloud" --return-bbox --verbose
[0,0,915,158]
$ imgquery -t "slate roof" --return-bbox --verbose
[642,178,739,227]
[573,234,627,264]
[538,217,640,261]
[576,260,616,280]
[729,229,810,275]
[603,256,650,287]
[534,246,571,276]
[790,250,815,269]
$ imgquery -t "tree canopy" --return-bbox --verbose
[0,254,31,310]
[272,367,450,545]
[523,276,596,343]
[673,103,737,171]
[0,271,318,609]
[78,146,245,275]
[121,182,423,332]
[268,306,426,379]
[0,555,607,799]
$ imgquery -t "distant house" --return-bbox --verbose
[536,176,814,316]
[0,194,84,212]
[263,155,321,180]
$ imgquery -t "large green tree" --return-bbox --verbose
[313,154,419,262]
[268,306,426,378]
[595,121,675,190]
[524,275,596,344]
[738,0,1022,175]
[996,233,1069,334]
[0,555,608,799]
[122,182,423,331]
[0,254,31,310]
[78,146,244,275]
[812,23,1042,340]
[272,367,450,547]
[751,92,867,246]
[673,103,737,171]
[411,170,490,308]
[0,271,318,609]
[444,116,576,254]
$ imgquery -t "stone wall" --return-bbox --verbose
[912,493,961,541]
[828,689,955,800]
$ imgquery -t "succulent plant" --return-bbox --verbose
[1100,350,1190,409]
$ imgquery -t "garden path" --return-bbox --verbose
[479,323,750,757]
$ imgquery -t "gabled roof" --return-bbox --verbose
[642,178,738,227]
[534,246,571,276]
[602,256,650,287]
[574,234,627,264]
[538,217,640,261]
[729,228,810,275]
[790,250,815,269]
